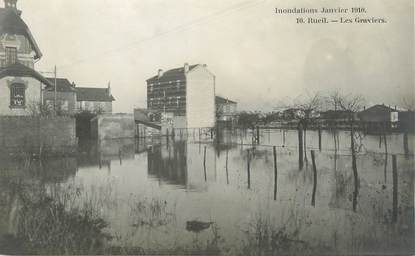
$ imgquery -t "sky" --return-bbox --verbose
[16,0,414,113]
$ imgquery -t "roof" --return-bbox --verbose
[76,87,115,102]
[45,77,76,92]
[0,8,42,59]
[215,96,237,104]
[360,104,398,114]
[147,64,199,83]
[0,62,52,86]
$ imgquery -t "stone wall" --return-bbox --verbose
[91,114,135,140]
[0,116,76,155]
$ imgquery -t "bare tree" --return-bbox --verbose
[326,90,365,121]
[291,92,324,164]
[402,95,415,111]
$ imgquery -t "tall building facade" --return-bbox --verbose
[0,0,51,116]
[146,63,215,128]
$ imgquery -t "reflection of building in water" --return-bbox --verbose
[147,141,187,187]
[77,138,135,169]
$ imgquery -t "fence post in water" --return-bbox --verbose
[203,146,207,182]
[318,127,322,152]
[351,123,359,212]
[298,125,304,170]
[256,126,260,144]
[247,149,251,189]
[311,150,317,207]
[282,129,286,147]
[226,149,229,185]
[392,155,398,223]
[273,146,278,201]
[403,133,409,159]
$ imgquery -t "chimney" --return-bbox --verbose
[4,0,20,15]
[107,82,111,96]
[158,69,164,78]
[184,63,189,73]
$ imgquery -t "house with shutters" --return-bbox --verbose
[0,0,51,116]
[43,77,77,115]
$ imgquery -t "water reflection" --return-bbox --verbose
[0,129,413,255]
[147,141,187,188]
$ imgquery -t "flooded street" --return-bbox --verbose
[0,129,414,255]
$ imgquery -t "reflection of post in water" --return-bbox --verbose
[350,123,359,212]
[318,127,322,152]
[392,155,398,223]
[98,151,102,169]
[311,150,317,207]
[226,149,229,185]
[247,149,251,189]
[379,134,382,149]
[273,146,278,201]
[118,149,122,165]
[403,132,410,160]
[203,146,207,182]
[298,124,304,170]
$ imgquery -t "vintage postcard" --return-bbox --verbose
[0,0,413,255]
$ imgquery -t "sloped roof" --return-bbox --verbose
[76,87,115,102]
[45,77,76,92]
[360,104,397,114]
[215,96,237,104]
[0,8,42,59]
[0,62,51,86]
[147,64,199,83]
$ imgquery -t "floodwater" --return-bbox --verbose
[0,129,414,255]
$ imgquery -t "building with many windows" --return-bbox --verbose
[0,0,51,116]
[146,63,215,128]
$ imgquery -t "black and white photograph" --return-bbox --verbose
[0,0,413,255]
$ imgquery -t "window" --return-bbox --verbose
[60,100,69,111]
[10,83,25,108]
[5,47,17,66]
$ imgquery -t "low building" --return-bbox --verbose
[43,77,77,115]
[76,85,115,113]
[319,110,355,121]
[146,63,215,129]
[357,104,399,123]
[215,96,237,122]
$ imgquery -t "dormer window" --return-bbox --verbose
[5,47,17,66]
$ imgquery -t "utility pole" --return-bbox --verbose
[39,65,58,115]
[54,65,57,114]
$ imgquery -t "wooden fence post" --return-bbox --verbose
[203,146,207,182]
[273,146,278,200]
[298,126,304,170]
[311,150,317,207]
[247,149,251,189]
[392,155,398,223]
